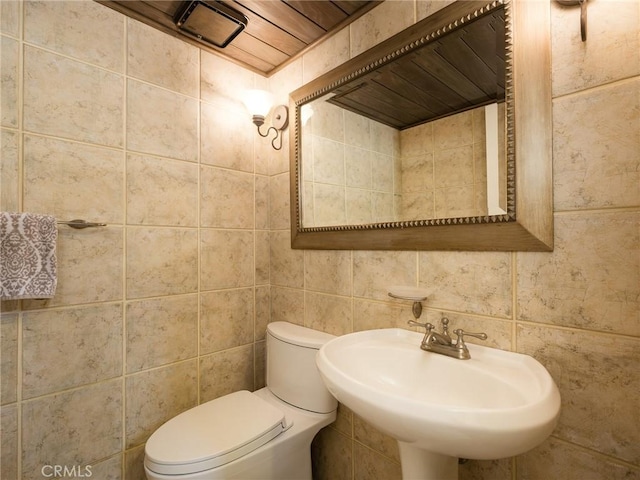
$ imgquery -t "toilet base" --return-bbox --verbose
[144,388,336,480]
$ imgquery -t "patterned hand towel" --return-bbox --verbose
[1,212,58,300]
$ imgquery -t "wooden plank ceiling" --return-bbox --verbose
[328,8,505,130]
[97,0,379,75]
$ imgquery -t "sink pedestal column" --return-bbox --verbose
[398,442,458,480]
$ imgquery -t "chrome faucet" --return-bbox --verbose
[408,317,487,360]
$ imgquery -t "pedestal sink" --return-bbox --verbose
[316,328,560,480]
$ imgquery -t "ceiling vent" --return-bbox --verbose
[174,1,248,48]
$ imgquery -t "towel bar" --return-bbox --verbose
[57,219,107,229]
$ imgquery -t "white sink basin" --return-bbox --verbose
[316,328,560,477]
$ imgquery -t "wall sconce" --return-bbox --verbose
[243,89,289,150]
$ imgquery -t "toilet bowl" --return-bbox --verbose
[144,322,338,480]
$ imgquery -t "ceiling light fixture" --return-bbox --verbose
[243,89,289,151]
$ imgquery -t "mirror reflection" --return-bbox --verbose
[296,4,507,229]
[300,100,506,227]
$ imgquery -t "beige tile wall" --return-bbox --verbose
[0,1,271,478]
[267,0,640,479]
[302,101,400,226]
[1,1,638,480]
[400,106,492,220]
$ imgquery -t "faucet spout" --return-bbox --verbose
[424,330,451,346]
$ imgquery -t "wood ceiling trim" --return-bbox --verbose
[143,1,183,17]
[96,0,381,76]
[234,0,326,44]
[266,0,382,76]
[231,32,290,66]
[219,1,306,56]
[283,1,348,31]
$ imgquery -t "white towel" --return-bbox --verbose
[1,212,58,300]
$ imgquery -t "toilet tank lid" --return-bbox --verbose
[267,322,335,349]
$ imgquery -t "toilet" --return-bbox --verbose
[144,322,338,480]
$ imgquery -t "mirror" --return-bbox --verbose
[289,0,553,251]
[299,100,506,227]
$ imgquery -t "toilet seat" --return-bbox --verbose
[145,390,289,476]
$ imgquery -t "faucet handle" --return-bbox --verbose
[453,328,488,349]
[408,320,434,332]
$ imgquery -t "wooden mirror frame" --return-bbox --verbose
[289,0,552,251]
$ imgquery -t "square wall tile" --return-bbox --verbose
[1,404,17,480]
[311,427,353,480]
[269,173,290,231]
[1,129,19,211]
[255,175,270,230]
[22,379,122,479]
[517,324,640,465]
[255,230,270,286]
[127,18,199,97]
[254,340,266,390]
[22,304,123,399]
[125,360,197,448]
[419,251,512,318]
[124,445,145,480]
[349,0,414,58]
[126,227,198,299]
[127,79,198,162]
[127,153,198,227]
[353,298,409,332]
[23,135,124,224]
[354,415,399,462]
[268,56,303,105]
[517,211,639,336]
[200,229,254,290]
[459,458,512,480]
[25,0,124,72]
[0,1,20,37]
[1,36,19,128]
[270,231,304,289]
[199,345,254,403]
[1,314,17,404]
[346,146,373,190]
[200,166,254,229]
[270,286,304,325]
[353,251,417,301]
[255,286,271,341]
[200,50,255,109]
[200,288,254,354]
[304,292,352,336]
[88,455,122,480]
[302,28,350,83]
[553,78,640,211]
[344,112,369,150]
[126,294,198,373]
[23,226,124,309]
[353,442,402,480]
[201,102,254,172]
[23,46,124,147]
[416,0,456,22]
[517,437,640,480]
[551,0,640,97]
[304,250,352,297]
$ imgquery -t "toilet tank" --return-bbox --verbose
[266,322,337,414]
